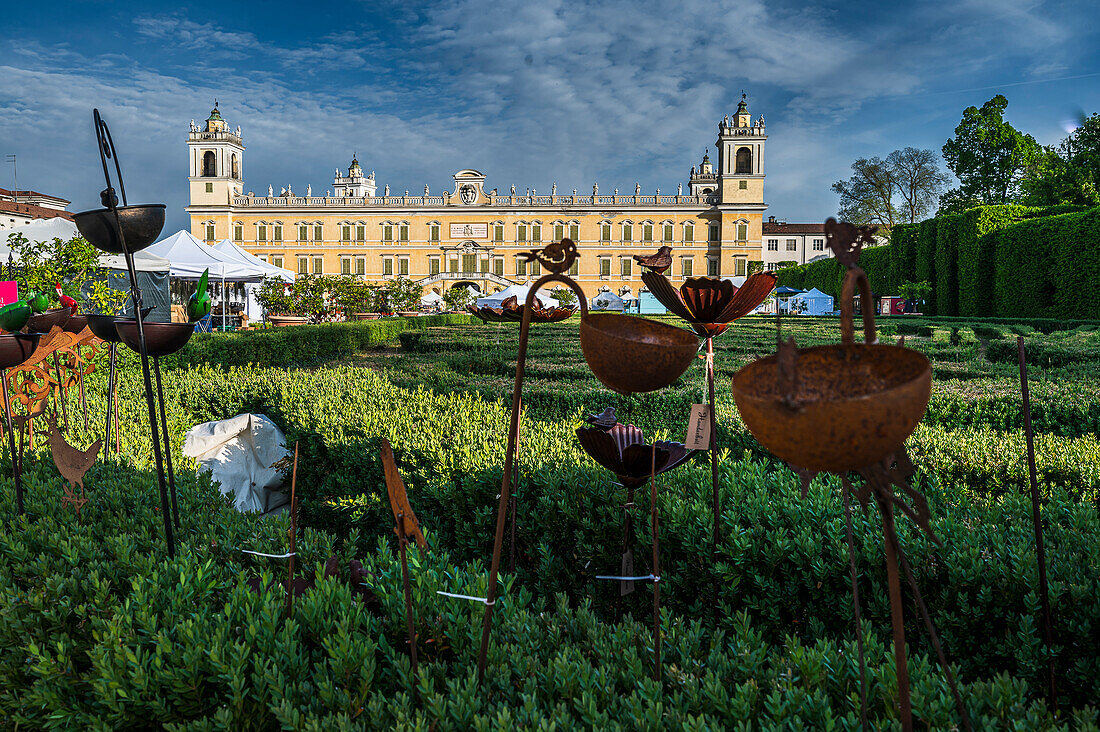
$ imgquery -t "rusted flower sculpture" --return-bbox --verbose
[575,421,693,488]
[468,295,577,324]
[641,270,777,337]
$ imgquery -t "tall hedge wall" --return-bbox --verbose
[956,205,1033,317]
[934,214,960,316]
[889,223,919,286]
[991,207,1100,319]
[914,220,938,314]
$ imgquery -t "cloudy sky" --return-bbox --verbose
[2,0,1098,233]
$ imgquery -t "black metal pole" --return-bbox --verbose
[153,356,179,532]
[104,343,116,452]
[1017,336,1057,709]
[2,376,23,516]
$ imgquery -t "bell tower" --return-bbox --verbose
[715,92,766,205]
[187,101,245,207]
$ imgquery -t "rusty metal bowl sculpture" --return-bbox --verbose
[0,333,42,368]
[25,308,72,333]
[62,314,88,334]
[731,344,930,473]
[73,204,166,254]
[115,320,195,357]
[580,313,698,394]
[86,314,125,343]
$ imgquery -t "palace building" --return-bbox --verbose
[186,97,771,300]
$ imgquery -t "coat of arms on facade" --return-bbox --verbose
[460,185,477,204]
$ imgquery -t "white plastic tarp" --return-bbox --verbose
[421,290,444,305]
[476,283,554,308]
[591,290,625,311]
[212,239,294,282]
[182,414,291,513]
[146,230,269,282]
[2,217,170,272]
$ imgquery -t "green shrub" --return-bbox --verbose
[934,214,961,315]
[957,205,1035,317]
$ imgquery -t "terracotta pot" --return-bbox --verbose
[398,311,422,317]
[353,312,382,320]
[269,315,309,327]
[580,313,698,394]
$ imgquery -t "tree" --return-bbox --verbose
[1020,111,1100,207]
[550,287,577,309]
[888,147,949,223]
[442,285,474,311]
[941,95,1040,208]
[831,156,898,229]
[384,277,422,311]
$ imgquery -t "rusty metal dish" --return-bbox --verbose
[86,314,125,343]
[26,308,72,333]
[73,204,166,254]
[63,314,88,334]
[0,333,42,368]
[114,320,195,357]
[580,313,698,394]
[731,338,930,474]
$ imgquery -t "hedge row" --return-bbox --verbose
[173,314,478,368]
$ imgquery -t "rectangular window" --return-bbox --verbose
[383,258,394,276]
[313,257,323,274]
[493,257,504,276]
[786,239,798,251]
[357,225,365,242]
[621,258,632,278]
[383,225,393,242]
[480,256,489,274]
[684,223,694,242]
[298,258,308,275]
[738,180,747,190]
[356,257,365,275]
[569,223,579,240]
[448,256,458,273]
[462,254,476,273]
[205,224,215,242]
[767,239,778,251]
[601,224,611,242]
[273,256,284,269]
[273,225,282,242]
[569,260,579,276]
[707,258,718,277]
[205,182,213,193]
[516,258,526,277]
[299,225,308,241]
[234,224,243,242]
[599,258,611,277]
[494,224,504,242]
[622,223,632,242]
[517,225,527,243]
[681,258,693,278]
[813,238,824,251]
[530,260,541,276]
[399,258,409,276]
[313,224,323,241]
[429,257,440,275]
[399,224,409,242]
[554,223,565,241]
[643,223,653,242]
[735,258,747,277]
[341,258,351,275]
[256,226,266,242]
[532,224,541,242]
[708,225,719,243]
[429,224,439,242]
[663,224,673,242]
[737,224,748,241]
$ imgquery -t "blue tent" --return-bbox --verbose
[788,287,834,315]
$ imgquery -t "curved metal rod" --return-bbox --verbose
[476,271,589,683]
[93,109,127,206]
[840,267,876,345]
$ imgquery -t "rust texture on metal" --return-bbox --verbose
[468,296,577,324]
[380,437,427,549]
[46,413,101,516]
[580,313,697,394]
[575,422,692,489]
[518,238,578,274]
[632,245,673,274]
[641,269,777,337]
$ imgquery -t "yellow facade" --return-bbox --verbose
[186,101,769,300]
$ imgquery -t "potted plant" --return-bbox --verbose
[897,280,931,314]
[441,285,474,313]
[385,277,423,316]
[256,276,308,326]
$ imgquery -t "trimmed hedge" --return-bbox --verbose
[957,205,1034,317]
[889,223,919,287]
[175,314,478,368]
[934,214,961,316]
[915,219,938,314]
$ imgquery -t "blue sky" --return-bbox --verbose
[2,0,1098,233]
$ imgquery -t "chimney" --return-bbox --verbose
[767,215,776,223]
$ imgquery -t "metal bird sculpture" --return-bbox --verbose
[0,300,32,332]
[519,238,578,274]
[585,407,617,430]
[633,245,673,274]
[46,414,101,515]
[27,291,49,314]
[187,269,212,322]
[56,284,78,314]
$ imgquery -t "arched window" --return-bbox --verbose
[684,222,694,242]
[735,147,752,174]
[569,221,580,241]
[202,151,216,177]
[273,222,283,241]
[531,221,542,242]
[621,221,633,242]
[553,221,565,241]
[641,221,654,242]
[231,154,239,179]
[341,223,352,242]
[233,222,243,242]
[662,221,674,242]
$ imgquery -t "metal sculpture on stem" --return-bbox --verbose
[73,109,174,557]
[475,238,699,683]
[730,219,970,732]
[85,315,124,455]
[0,331,40,516]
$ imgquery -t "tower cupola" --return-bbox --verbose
[205,100,227,133]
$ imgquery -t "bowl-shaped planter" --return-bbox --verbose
[73,204,166,254]
[268,315,309,327]
[62,314,88,334]
[86,314,125,343]
[115,320,195,357]
[580,313,698,394]
[0,333,41,368]
[731,343,930,474]
[26,308,72,333]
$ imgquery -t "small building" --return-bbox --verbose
[761,218,828,271]
[0,188,73,229]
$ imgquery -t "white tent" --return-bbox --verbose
[591,289,625,311]
[476,282,555,309]
[619,287,639,302]
[212,239,294,282]
[421,290,444,306]
[788,287,834,315]
[2,217,170,272]
[146,230,268,281]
